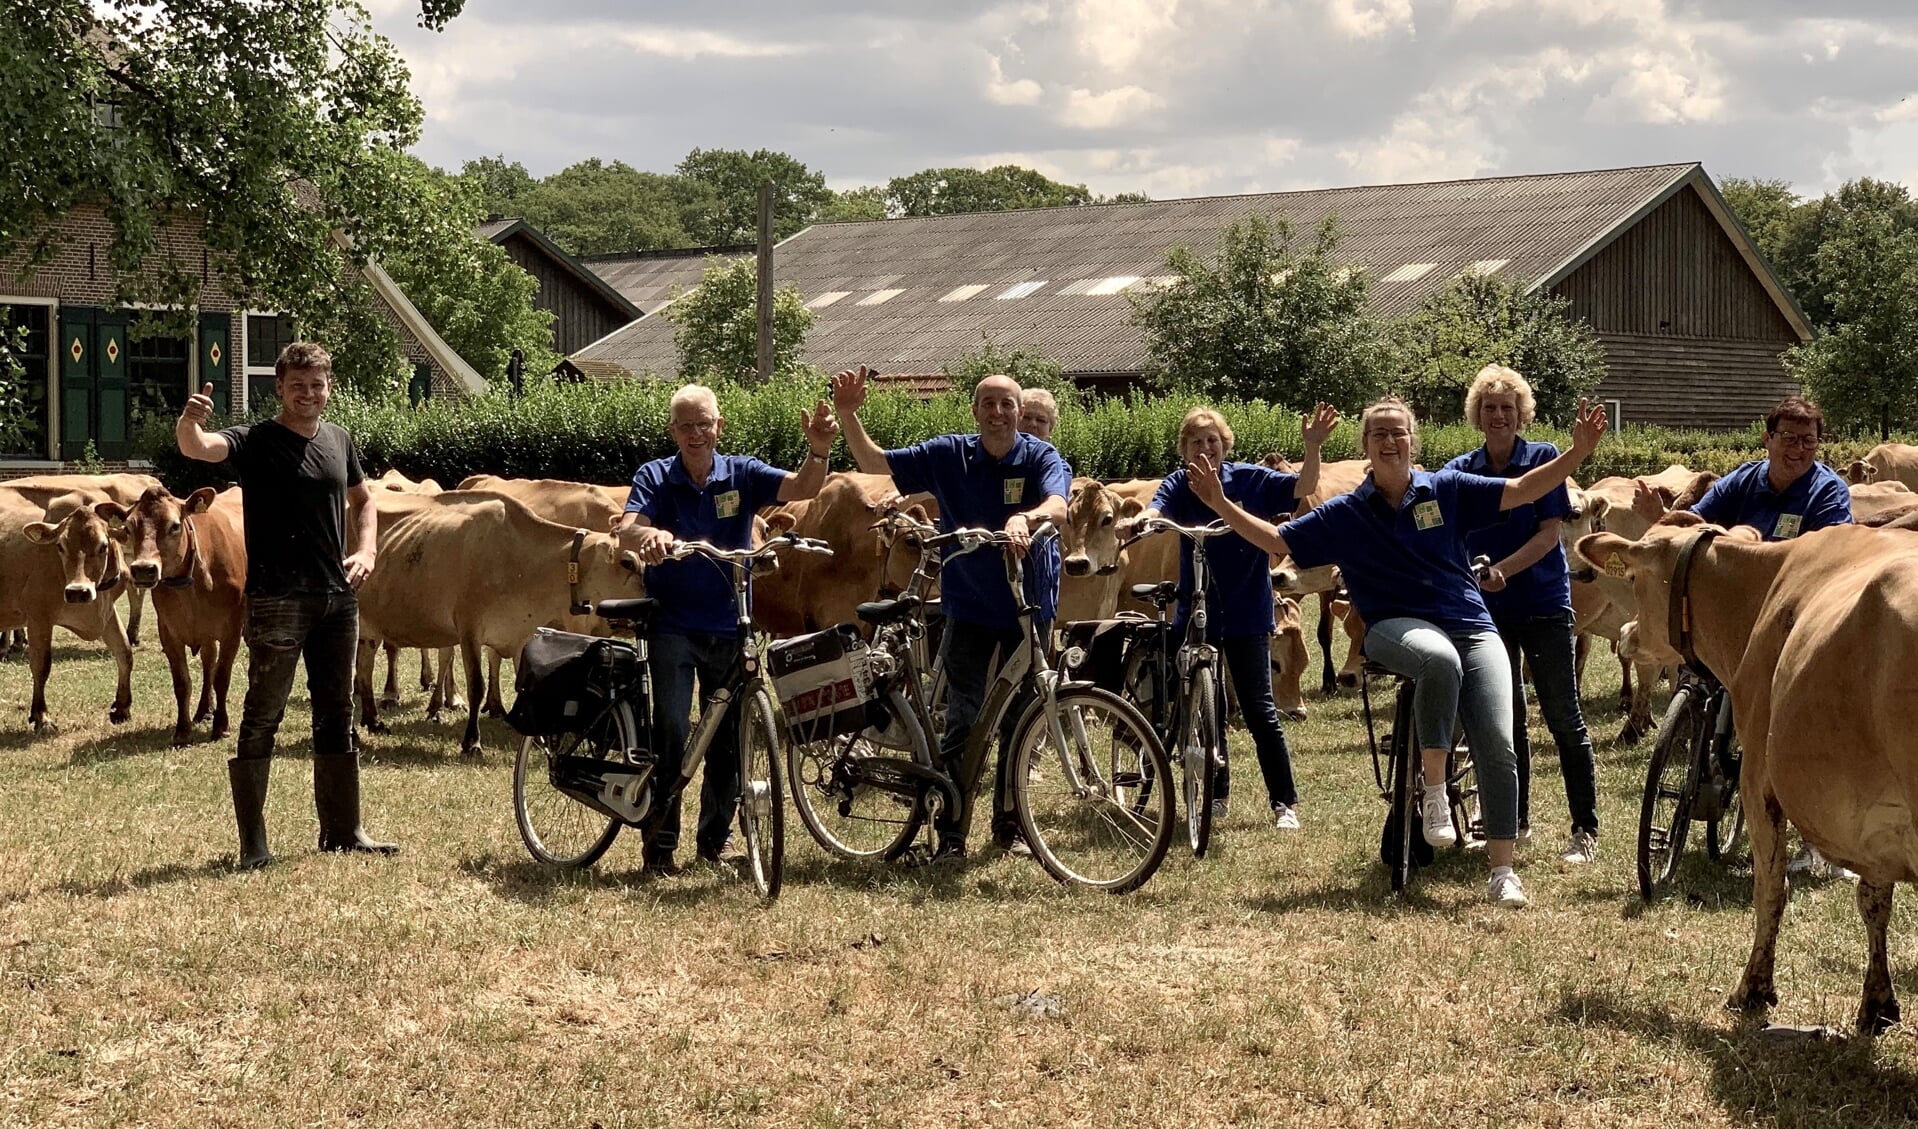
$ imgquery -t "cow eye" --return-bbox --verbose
[169,522,182,534]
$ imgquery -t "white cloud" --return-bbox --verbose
[984,52,1045,106]
[1071,0,1182,72]
[1060,84,1165,129]
[1324,0,1414,40]
[1588,48,1728,124]
[614,28,809,61]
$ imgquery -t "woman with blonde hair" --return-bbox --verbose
[1443,365,1600,864]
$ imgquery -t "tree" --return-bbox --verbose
[675,148,833,244]
[887,165,1094,216]
[817,186,891,224]
[2,1,474,394]
[942,337,1077,408]
[1099,191,1153,205]
[513,159,708,255]
[667,257,814,382]
[1393,271,1607,425]
[459,155,537,219]
[1786,203,1918,438]
[1129,213,1391,409]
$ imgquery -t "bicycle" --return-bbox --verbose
[510,533,833,902]
[1109,517,1236,857]
[1637,668,1742,901]
[790,522,1177,893]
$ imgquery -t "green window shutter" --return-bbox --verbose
[58,306,97,460]
[95,309,130,459]
[199,312,231,414]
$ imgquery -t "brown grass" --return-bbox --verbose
[0,610,1913,1128]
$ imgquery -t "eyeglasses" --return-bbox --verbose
[1366,430,1413,442]
[671,418,719,435]
[1769,431,1819,451]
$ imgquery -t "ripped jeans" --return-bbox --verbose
[235,589,360,761]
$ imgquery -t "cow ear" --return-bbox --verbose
[1118,497,1143,519]
[22,521,57,545]
[1587,495,1611,523]
[1574,532,1635,575]
[94,501,128,535]
[186,487,218,514]
[765,512,797,534]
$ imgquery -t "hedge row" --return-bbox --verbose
[140,378,1904,493]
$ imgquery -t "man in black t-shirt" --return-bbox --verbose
[177,342,396,869]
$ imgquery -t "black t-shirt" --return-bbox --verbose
[216,418,365,595]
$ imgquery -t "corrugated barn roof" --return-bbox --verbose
[581,246,752,316]
[575,163,1711,378]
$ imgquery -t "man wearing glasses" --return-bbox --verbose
[1632,396,1851,540]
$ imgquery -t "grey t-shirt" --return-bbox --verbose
[216,418,364,595]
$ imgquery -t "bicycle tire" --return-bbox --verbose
[513,702,633,870]
[1637,685,1701,901]
[785,692,929,861]
[736,688,785,901]
[1387,684,1418,892]
[1705,731,1745,862]
[1013,686,1174,894]
[1448,742,1481,849]
[1184,665,1220,857]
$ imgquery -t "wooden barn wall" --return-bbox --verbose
[500,236,630,355]
[1590,333,1799,429]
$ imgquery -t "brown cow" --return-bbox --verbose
[353,490,645,758]
[1058,477,1142,623]
[6,473,160,646]
[113,486,246,746]
[368,469,446,707]
[752,472,919,636]
[1847,480,1915,524]
[1843,442,1918,491]
[1577,518,1918,1034]
[0,489,135,731]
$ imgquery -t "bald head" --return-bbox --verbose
[972,374,1023,453]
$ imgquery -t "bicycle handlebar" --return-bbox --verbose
[659,532,834,565]
[1123,516,1231,548]
[928,520,1059,558]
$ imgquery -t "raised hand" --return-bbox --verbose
[801,398,839,455]
[830,366,873,416]
[1301,402,1339,448]
[1187,453,1227,509]
[1571,398,1609,456]
[182,382,216,427]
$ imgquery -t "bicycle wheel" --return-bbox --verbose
[1705,733,1745,862]
[1637,685,1701,901]
[1448,741,1481,849]
[1387,685,1418,892]
[786,697,928,860]
[513,702,633,870]
[1119,638,1172,812]
[1183,666,1220,857]
[1013,686,1174,894]
[735,688,784,901]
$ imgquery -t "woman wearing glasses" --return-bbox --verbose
[1188,395,1608,907]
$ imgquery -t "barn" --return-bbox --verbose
[572,162,1811,429]
[477,219,641,356]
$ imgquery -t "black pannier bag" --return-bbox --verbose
[507,628,642,737]
[1061,616,1163,694]
[767,623,879,744]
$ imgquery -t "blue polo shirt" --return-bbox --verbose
[1280,469,1509,635]
[1151,463,1299,640]
[624,453,789,636]
[886,432,1073,629]
[1442,437,1573,619]
[1691,459,1852,542]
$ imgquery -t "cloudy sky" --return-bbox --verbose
[368,0,1918,200]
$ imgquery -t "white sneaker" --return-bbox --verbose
[1210,797,1229,822]
[1273,803,1301,831]
[1422,789,1457,848]
[1516,824,1534,844]
[1563,829,1598,865]
[1789,844,1856,882]
[1487,868,1529,908]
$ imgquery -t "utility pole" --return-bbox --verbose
[755,179,774,383]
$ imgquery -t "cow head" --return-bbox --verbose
[868,505,933,594]
[1559,482,1607,582]
[1270,558,1341,596]
[23,497,127,605]
[575,532,648,605]
[1062,479,1139,578]
[1845,460,1878,485]
[1670,471,1719,512]
[121,486,217,590]
[1572,511,1762,667]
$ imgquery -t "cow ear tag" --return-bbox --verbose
[1604,553,1628,578]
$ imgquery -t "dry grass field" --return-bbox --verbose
[0,605,1913,1128]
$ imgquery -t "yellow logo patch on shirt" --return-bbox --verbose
[1003,478,1025,506]
[715,490,741,519]
[1413,500,1444,531]
[1773,513,1802,539]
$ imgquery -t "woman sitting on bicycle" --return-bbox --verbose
[1116,403,1338,830]
[1188,396,1608,907]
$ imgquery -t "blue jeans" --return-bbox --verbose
[236,589,359,762]
[1362,618,1519,842]
[1219,634,1298,808]
[938,619,1032,841]
[645,631,741,858]
[1495,609,1600,834]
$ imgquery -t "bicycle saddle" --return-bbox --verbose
[1128,581,1178,605]
[856,594,922,625]
[594,598,659,623]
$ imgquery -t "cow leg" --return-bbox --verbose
[379,642,402,710]
[192,642,215,725]
[1619,660,1657,745]
[1729,786,1788,1014]
[1856,879,1901,1035]
[460,640,485,760]
[1573,633,1590,689]
[355,638,388,734]
[103,605,133,725]
[209,632,239,741]
[161,627,195,746]
[27,621,55,733]
[1615,643,1632,712]
[0,628,20,661]
[125,586,145,648]
[482,647,506,718]
[1315,592,1336,695]
[429,646,463,716]
[418,647,435,692]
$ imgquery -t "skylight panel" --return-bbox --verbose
[1382,263,1437,283]
[995,281,1048,300]
[856,288,906,306]
[1468,259,1510,275]
[1085,275,1142,296]
[807,291,850,309]
[1055,279,1099,296]
[939,284,990,303]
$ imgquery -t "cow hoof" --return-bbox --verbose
[1619,721,1645,745]
[481,704,505,720]
[1858,995,1901,1036]
[1727,981,1778,1014]
[192,706,212,724]
[210,720,229,741]
[108,705,130,725]
[1335,674,1359,691]
[363,719,390,735]
[171,730,194,748]
[460,743,484,762]
[378,695,402,711]
[31,718,56,735]
[1283,708,1308,722]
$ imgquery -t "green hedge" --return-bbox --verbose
[140,379,1905,492]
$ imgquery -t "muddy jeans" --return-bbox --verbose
[235,589,360,761]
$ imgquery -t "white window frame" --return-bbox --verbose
[0,296,60,466]
[1606,400,1623,429]
[241,309,292,415]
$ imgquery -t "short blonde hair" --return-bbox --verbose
[1021,388,1057,419]
[1177,407,1235,457]
[1464,364,1537,429]
[669,384,720,419]
[1360,397,1419,457]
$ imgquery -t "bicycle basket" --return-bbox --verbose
[767,623,879,744]
[506,628,642,737]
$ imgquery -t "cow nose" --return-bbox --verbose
[64,585,96,604]
[130,561,160,587]
[1064,556,1091,577]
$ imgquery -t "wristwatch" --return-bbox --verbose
[807,449,831,463]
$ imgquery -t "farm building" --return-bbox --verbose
[0,206,484,472]
[573,163,1811,429]
[581,245,752,317]
[477,219,641,356]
